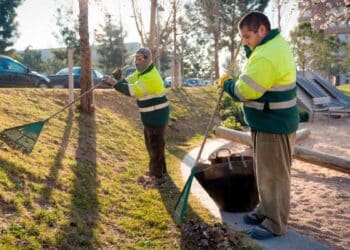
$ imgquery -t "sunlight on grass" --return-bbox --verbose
[337,84,350,96]
[0,87,258,249]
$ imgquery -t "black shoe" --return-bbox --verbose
[243,213,264,225]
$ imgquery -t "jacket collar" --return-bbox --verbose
[244,29,280,58]
[138,63,154,76]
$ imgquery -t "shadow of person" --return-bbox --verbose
[156,144,215,249]
[40,110,74,205]
[58,112,99,249]
[0,155,44,214]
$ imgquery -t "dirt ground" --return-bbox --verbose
[221,115,350,249]
[289,115,350,250]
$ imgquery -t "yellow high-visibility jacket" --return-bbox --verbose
[114,63,169,127]
[224,29,299,134]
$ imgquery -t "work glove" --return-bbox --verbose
[216,74,231,88]
[112,68,122,81]
[102,75,117,87]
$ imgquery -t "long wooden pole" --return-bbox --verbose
[195,40,243,165]
[216,126,350,173]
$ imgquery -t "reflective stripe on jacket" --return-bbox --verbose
[224,30,299,134]
[114,63,169,127]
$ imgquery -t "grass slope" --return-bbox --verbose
[337,84,350,96]
[0,87,257,249]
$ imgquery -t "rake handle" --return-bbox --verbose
[45,65,130,121]
[45,81,104,121]
[194,39,243,165]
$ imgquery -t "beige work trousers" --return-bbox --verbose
[252,131,296,235]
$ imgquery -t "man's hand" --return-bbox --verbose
[102,75,117,87]
[112,68,122,81]
[216,74,231,87]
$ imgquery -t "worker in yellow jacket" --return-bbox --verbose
[219,11,298,239]
[103,48,169,179]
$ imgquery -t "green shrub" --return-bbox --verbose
[220,116,243,131]
[299,108,309,122]
[220,95,246,126]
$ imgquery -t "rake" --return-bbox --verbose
[0,65,128,154]
[174,40,243,223]
[0,83,102,153]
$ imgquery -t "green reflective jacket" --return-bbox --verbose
[114,63,169,127]
[224,29,299,134]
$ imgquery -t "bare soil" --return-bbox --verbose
[290,116,350,250]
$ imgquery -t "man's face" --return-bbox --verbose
[135,55,145,65]
[239,25,267,50]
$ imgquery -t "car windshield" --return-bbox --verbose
[73,68,81,75]
[93,69,103,78]
[2,59,27,73]
[56,68,69,75]
[56,67,101,77]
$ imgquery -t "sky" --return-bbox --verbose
[13,0,148,50]
[13,0,298,51]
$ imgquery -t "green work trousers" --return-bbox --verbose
[252,131,296,235]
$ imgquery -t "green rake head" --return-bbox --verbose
[0,120,46,154]
[174,167,197,223]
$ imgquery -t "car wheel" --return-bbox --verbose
[53,84,64,89]
[39,82,48,88]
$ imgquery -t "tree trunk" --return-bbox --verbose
[171,0,179,88]
[149,0,158,56]
[79,0,94,114]
[216,126,350,174]
[213,0,220,78]
[277,0,282,31]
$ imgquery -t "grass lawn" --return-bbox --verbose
[337,84,350,96]
[0,87,258,249]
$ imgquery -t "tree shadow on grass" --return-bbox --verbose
[58,112,99,249]
[40,110,74,205]
[0,156,41,215]
[157,143,209,249]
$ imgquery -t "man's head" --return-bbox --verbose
[134,47,152,72]
[238,11,271,50]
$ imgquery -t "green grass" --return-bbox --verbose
[337,84,350,96]
[0,87,258,249]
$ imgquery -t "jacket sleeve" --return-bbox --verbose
[114,78,131,96]
[233,56,276,101]
[126,69,164,98]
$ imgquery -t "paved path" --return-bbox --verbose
[180,139,330,250]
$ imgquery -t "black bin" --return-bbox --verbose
[195,149,259,212]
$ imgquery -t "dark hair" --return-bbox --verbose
[238,11,271,32]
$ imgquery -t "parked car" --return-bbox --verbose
[203,80,212,86]
[164,76,171,88]
[124,67,136,77]
[184,78,203,87]
[48,67,105,88]
[0,55,51,88]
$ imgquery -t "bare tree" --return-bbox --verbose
[131,0,146,47]
[171,0,180,87]
[213,0,220,78]
[149,0,158,53]
[271,0,296,31]
[79,0,94,113]
[197,0,221,78]
[299,0,350,30]
[131,0,177,66]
